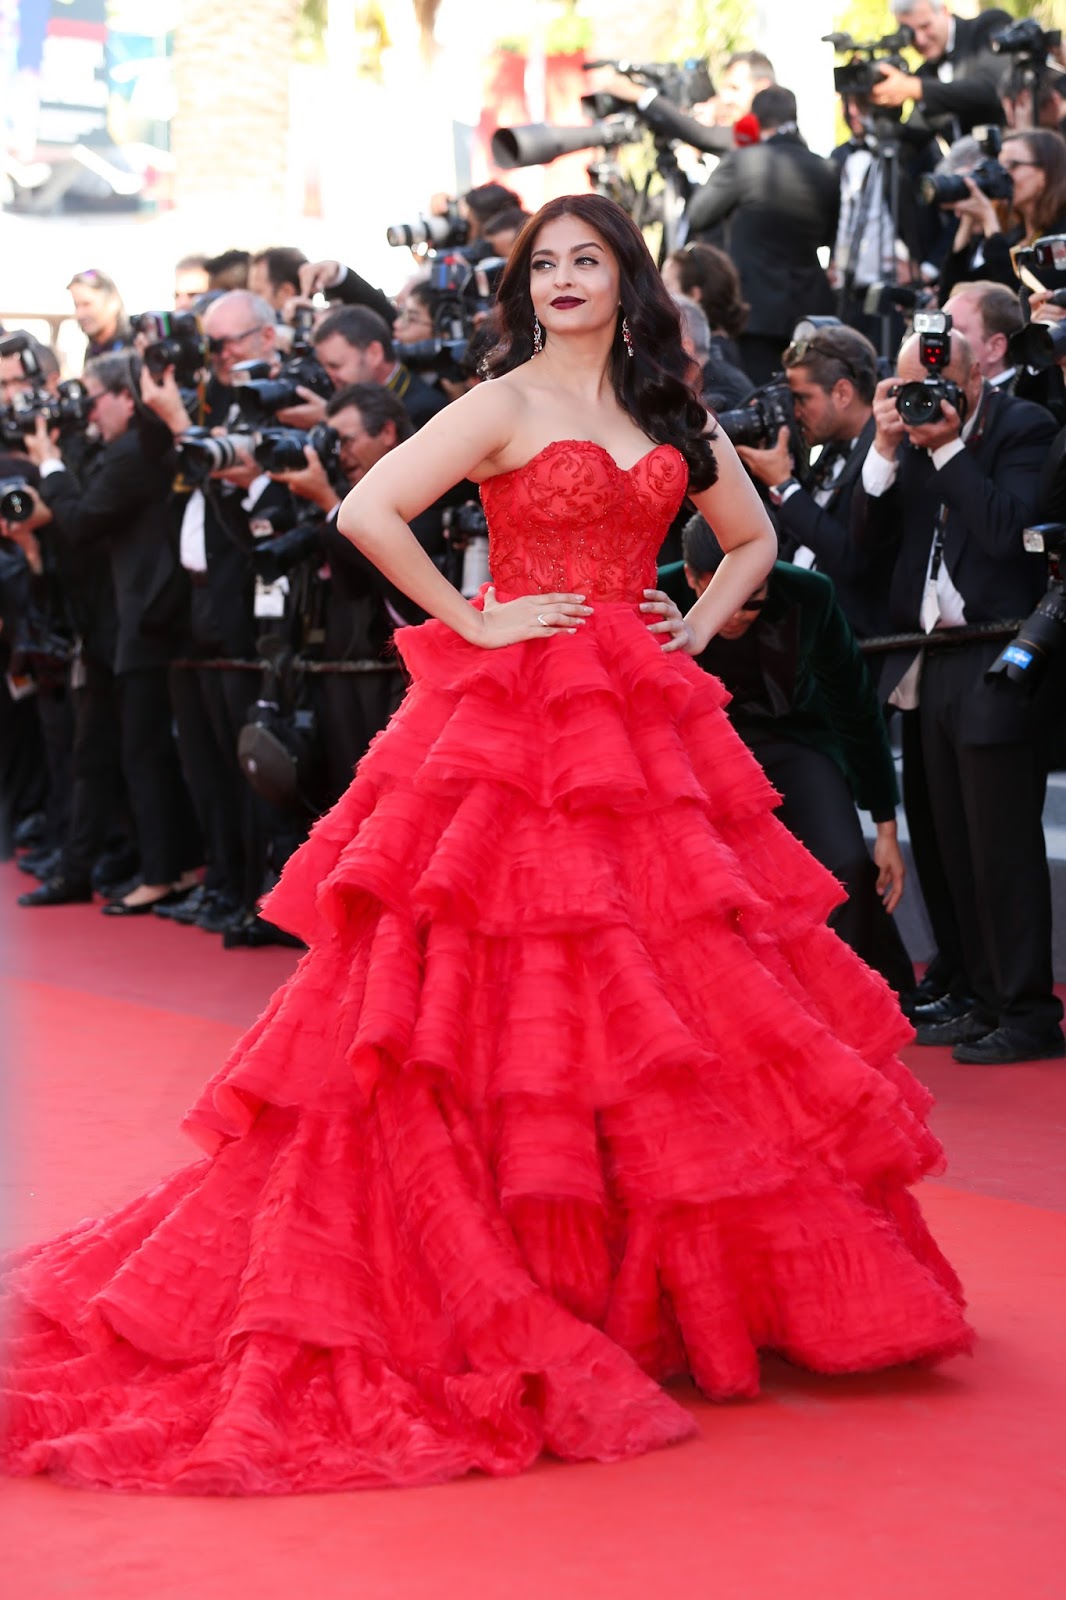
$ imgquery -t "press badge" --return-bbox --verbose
[254,576,288,618]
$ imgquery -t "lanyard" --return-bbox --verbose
[929,387,991,581]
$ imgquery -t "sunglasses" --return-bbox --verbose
[739,593,769,612]
[784,336,862,383]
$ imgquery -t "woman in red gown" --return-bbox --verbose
[1,196,972,1494]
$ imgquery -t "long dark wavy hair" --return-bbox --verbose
[480,194,718,492]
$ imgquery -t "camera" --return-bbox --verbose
[893,312,967,427]
[441,501,490,597]
[230,357,332,424]
[492,56,710,172]
[920,125,1012,208]
[986,524,1066,696]
[132,311,210,387]
[990,19,1062,57]
[824,28,914,113]
[1009,302,1066,372]
[0,332,93,446]
[398,255,505,379]
[253,422,340,475]
[175,427,256,486]
[715,382,795,450]
[0,478,34,523]
[386,199,469,251]
[1013,235,1066,292]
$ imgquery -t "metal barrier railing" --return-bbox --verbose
[170,620,1025,676]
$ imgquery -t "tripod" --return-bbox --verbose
[836,111,905,362]
[588,133,689,265]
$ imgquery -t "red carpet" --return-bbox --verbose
[1,862,1062,1599]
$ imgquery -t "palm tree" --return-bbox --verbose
[170,0,302,245]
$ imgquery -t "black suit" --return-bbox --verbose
[853,384,1062,1037]
[662,561,913,993]
[39,423,198,887]
[385,364,447,432]
[686,133,839,384]
[773,419,895,640]
[908,11,1012,142]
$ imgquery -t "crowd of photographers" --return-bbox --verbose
[3,1,1066,1060]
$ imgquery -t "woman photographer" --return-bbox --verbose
[16,351,201,913]
[940,129,1066,301]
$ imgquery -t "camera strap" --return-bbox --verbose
[924,387,993,627]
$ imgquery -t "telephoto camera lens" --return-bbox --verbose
[0,480,35,523]
[176,431,252,485]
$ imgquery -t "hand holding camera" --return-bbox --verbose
[266,443,340,513]
[871,376,908,459]
[139,362,194,437]
[21,413,62,468]
[735,425,794,489]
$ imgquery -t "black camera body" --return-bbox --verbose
[0,332,92,447]
[920,157,1013,209]
[893,312,966,427]
[990,19,1062,58]
[253,422,340,476]
[230,350,332,425]
[986,524,1066,696]
[133,311,210,387]
[716,382,795,450]
[825,28,914,118]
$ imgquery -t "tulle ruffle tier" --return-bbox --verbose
[1,604,972,1494]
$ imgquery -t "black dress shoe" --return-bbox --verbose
[17,847,61,880]
[195,894,245,934]
[12,812,46,849]
[222,911,304,950]
[153,884,208,922]
[18,876,94,908]
[953,1027,1066,1065]
[914,1009,993,1047]
[101,889,186,917]
[910,993,980,1026]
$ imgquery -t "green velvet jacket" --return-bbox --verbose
[658,559,899,823]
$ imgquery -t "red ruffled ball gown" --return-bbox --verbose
[1,440,972,1495]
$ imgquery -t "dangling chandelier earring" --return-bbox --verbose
[622,315,634,358]
[532,315,543,356]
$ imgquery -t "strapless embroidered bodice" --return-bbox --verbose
[480,439,689,604]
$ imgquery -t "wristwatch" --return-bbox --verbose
[768,477,799,506]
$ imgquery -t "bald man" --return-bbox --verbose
[853,327,1062,1063]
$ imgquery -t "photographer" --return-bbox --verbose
[9,351,201,916]
[248,246,308,317]
[939,129,1066,300]
[313,306,448,430]
[870,1,1010,142]
[854,326,1062,1063]
[671,515,914,997]
[142,289,297,935]
[684,87,840,385]
[268,383,444,801]
[733,325,889,640]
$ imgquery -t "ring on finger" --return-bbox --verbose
[536,612,550,627]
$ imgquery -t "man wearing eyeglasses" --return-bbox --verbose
[734,324,892,641]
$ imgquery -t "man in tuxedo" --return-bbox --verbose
[870,1,1011,142]
[278,306,448,434]
[731,324,889,639]
[684,87,839,385]
[853,328,1063,1062]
